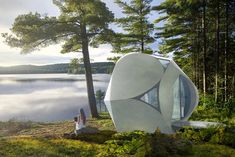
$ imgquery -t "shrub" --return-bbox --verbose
[178,127,202,144]
[98,131,148,157]
[0,120,35,136]
[222,132,235,148]
[190,94,234,123]
[98,130,193,157]
[179,126,235,148]
[146,130,192,157]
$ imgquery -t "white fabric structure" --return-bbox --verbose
[104,53,199,134]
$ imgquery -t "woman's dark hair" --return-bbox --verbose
[74,116,78,122]
[80,108,86,125]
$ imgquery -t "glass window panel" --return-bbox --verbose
[172,77,181,120]
[159,59,170,69]
[140,85,159,111]
[172,75,192,120]
[180,76,191,117]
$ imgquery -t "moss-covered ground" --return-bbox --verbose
[0,113,235,157]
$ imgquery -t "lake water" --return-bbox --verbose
[0,74,110,122]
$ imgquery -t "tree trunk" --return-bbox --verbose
[100,101,102,113]
[196,52,200,89]
[193,51,197,84]
[141,37,144,53]
[232,74,235,100]
[224,0,228,102]
[202,0,207,104]
[215,0,220,104]
[140,2,144,54]
[81,23,99,118]
[196,23,200,88]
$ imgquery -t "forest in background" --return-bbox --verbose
[153,0,235,107]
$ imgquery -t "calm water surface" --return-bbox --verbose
[0,74,110,122]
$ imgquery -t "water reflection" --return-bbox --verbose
[0,74,110,122]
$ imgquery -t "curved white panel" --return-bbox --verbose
[109,53,164,100]
[104,100,114,120]
[104,76,112,101]
[109,99,173,133]
[159,62,180,125]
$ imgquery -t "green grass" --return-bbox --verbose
[0,137,102,157]
[190,107,235,124]
[0,112,115,138]
[0,112,235,157]
[1,138,235,157]
[189,144,235,157]
[0,113,112,157]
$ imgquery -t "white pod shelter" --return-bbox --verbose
[104,53,199,134]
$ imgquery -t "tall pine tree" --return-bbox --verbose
[2,0,114,118]
[114,0,154,54]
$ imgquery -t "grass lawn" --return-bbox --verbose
[0,113,115,138]
[0,137,102,157]
[1,137,235,157]
[0,113,235,157]
[189,144,235,157]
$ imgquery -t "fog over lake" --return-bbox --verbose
[0,74,110,122]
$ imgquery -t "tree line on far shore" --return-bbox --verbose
[0,62,114,74]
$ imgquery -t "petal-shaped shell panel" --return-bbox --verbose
[107,99,173,133]
[159,62,180,124]
[108,53,164,100]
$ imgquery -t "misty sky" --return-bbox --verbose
[0,0,164,66]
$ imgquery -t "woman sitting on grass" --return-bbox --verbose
[74,108,86,135]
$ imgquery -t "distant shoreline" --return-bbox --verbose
[0,62,114,74]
